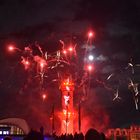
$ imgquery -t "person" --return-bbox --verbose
[23,129,44,140]
[100,132,106,140]
[85,128,101,140]
[40,126,44,135]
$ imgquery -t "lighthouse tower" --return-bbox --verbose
[60,77,74,134]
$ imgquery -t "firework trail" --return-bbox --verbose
[35,42,44,57]
[113,87,121,101]
[125,58,140,74]
[6,32,140,111]
[128,78,139,110]
[107,73,114,80]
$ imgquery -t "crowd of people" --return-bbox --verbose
[53,129,106,140]
[4,128,107,140]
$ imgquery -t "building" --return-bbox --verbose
[107,125,140,140]
[0,127,11,135]
[0,118,30,135]
[129,125,140,140]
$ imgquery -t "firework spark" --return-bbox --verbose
[128,79,139,110]
[113,88,121,101]
[107,73,114,80]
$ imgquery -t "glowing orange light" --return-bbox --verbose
[68,112,71,115]
[62,80,74,89]
[63,109,71,117]
[63,82,70,86]
[63,109,67,115]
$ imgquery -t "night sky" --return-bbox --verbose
[0,0,140,134]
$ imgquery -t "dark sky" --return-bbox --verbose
[0,0,140,133]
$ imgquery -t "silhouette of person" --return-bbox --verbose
[23,130,44,140]
[40,126,44,135]
[85,128,101,140]
[100,132,106,140]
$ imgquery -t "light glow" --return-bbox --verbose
[40,62,45,68]
[88,55,94,61]
[42,94,46,100]
[63,50,67,54]
[87,64,93,72]
[68,47,73,52]
[21,57,30,70]
[8,45,15,52]
[88,31,94,38]
[25,61,30,65]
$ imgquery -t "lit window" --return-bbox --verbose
[3,131,9,135]
[7,131,9,135]
[3,131,7,135]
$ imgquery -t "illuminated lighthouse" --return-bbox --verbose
[60,77,74,134]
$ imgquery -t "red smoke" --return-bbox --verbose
[81,108,110,134]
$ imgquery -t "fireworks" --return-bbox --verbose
[68,46,73,52]
[5,29,140,135]
[63,50,67,55]
[88,31,94,38]
[21,57,30,70]
[8,44,22,52]
[42,94,47,101]
[126,63,134,74]
[128,79,139,110]
[125,58,140,74]
[5,40,81,95]
[113,88,121,101]
[107,73,114,80]
[8,45,15,52]
[6,30,140,113]
[88,54,94,61]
